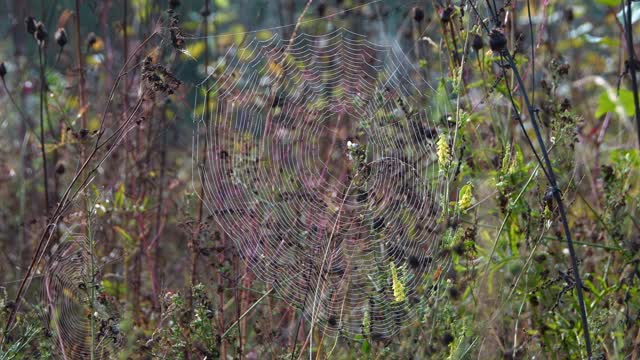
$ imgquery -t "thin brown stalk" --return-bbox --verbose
[74,0,87,129]
[217,232,227,359]
[37,47,50,212]
[187,1,211,357]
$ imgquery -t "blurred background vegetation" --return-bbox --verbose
[1,0,640,359]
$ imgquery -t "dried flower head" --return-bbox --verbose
[472,34,484,52]
[25,16,37,35]
[489,28,507,53]
[413,7,424,22]
[34,21,48,46]
[168,12,185,50]
[440,5,454,23]
[55,28,68,48]
[141,56,181,95]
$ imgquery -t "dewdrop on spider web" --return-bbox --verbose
[194,28,452,339]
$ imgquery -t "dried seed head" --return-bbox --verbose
[0,62,6,78]
[35,21,48,46]
[472,34,484,51]
[413,7,424,22]
[489,28,507,53]
[557,63,570,76]
[440,6,454,23]
[55,28,68,48]
[25,16,37,35]
[55,162,65,175]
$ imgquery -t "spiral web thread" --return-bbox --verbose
[194,28,451,338]
[40,237,122,359]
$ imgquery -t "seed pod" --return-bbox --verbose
[25,16,37,35]
[472,34,483,51]
[55,28,67,48]
[0,62,6,78]
[413,7,424,22]
[489,28,507,53]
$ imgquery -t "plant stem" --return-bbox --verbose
[623,0,640,148]
[74,0,87,129]
[39,46,50,212]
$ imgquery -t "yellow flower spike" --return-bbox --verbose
[458,183,473,212]
[437,134,451,171]
[363,309,370,336]
[390,262,406,303]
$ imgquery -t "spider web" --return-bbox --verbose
[194,28,451,338]
[40,236,123,359]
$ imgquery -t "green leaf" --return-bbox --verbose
[114,183,126,209]
[361,339,371,354]
[113,225,134,248]
[596,0,619,6]
[215,0,230,8]
[595,89,637,118]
